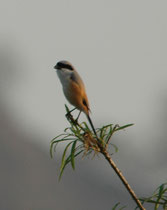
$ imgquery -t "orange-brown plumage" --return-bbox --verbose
[54,60,97,137]
[64,79,90,115]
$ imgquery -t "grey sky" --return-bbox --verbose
[0,1,167,209]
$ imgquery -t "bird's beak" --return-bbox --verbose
[54,64,61,70]
[54,64,60,70]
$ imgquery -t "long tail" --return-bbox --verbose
[87,114,97,137]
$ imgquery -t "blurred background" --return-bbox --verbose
[0,0,167,209]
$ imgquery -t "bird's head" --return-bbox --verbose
[54,60,74,72]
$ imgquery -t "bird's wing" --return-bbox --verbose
[70,72,85,90]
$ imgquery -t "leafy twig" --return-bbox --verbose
[50,105,145,209]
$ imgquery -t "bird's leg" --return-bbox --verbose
[66,108,82,126]
[65,107,77,118]
[75,111,81,123]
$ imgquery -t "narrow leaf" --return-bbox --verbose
[50,138,73,158]
[60,141,73,172]
[115,123,134,131]
[111,143,119,153]
[82,122,90,130]
[112,202,120,210]
[65,104,70,113]
[71,140,77,169]
[51,133,66,142]
[59,150,83,180]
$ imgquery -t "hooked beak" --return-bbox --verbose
[54,64,60,70]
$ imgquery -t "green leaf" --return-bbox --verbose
[70,140,77,169]
[115,124,134,131]
[59,150,83,180]
[155,183,165,209]
[60,141,73,172]
[51,133,66,142]
[112,202,126,210]
[59,155,71,181]
[139,183,167,209]
[81,121,90,130]
[112,202,120,210]
[50,138,74,158]
[111,143,119,153]
[100,125,107,139]
[105,125,113,142]
[65,104,70,113]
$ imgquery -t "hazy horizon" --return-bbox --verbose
[0,1,167,209]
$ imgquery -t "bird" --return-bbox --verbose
[54,60,97,137]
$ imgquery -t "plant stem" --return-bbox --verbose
[100,146,145,210]
[65,108,144,209]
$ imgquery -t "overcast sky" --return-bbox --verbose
[0,1,167,209]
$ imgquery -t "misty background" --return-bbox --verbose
[0,1,167,209]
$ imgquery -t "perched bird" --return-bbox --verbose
[54,60,97,136]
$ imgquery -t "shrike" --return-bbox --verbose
[54,60,97,136]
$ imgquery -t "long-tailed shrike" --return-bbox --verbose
[54,60,97,136]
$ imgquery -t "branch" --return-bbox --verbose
[99,145,145,210]
[50,105,145,209]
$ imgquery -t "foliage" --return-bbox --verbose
[50,105,167,209]
[139,183,167,209]
[112,202,126,210]
[50,105,133,180]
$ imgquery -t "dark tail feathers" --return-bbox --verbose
[87,114,97,137]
